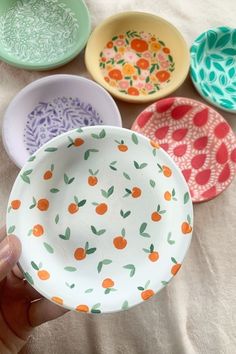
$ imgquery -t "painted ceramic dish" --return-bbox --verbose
[0,0,90,70]
[2,75,122,168]
[85,12,189,103]
[132,97,236,202]
[7,126,193,313]
[190,27,236,113]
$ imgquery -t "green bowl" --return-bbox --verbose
[190,26,236,113]
[0,0,91,70]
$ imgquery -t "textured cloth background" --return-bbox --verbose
[0,0,235,353]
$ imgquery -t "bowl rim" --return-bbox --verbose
[0,0,91,70]
[2,74,122,168]
[190,26,236,113]
[85,11,190,104]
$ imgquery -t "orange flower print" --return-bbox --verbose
[136,58,150,70]
[150,42,161,52]
[122,63,136,76]
[106,41,113,48]
[127,87,139,96]
[10,200,21,210]
[108,69,123,80]
[156,70,170,82]
[163,47,170,54]
[131,38,148,52]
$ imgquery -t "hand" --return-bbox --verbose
[0,227,68,353]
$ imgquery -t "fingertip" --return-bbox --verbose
[7,235,22,262]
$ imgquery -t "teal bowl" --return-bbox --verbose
[0,0,91,70]
[190,26,236,113]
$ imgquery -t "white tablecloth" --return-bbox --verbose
[0,0,235,353]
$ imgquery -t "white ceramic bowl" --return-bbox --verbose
[2,75,122,168]
[7,126,193,313]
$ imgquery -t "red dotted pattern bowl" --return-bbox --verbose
[131,97,236,202]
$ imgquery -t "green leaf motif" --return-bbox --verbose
[220,99,234,108]
[91,225,106,236]
[31,261,39,270]
[59,227,71,240]
[210,54,224,60]
[28,155,36,162]
[228,67,236,79]
[212,85,224,96]
[123,172,131,180]
[64,174,75,185]
[50,188,60,193]
[91,129,106,139]
[8,225,15,234]
[44,147,57,152]
[184,192,190,204]
[190,68,197,83]
[209,71,216,82]
[213,62,224,72]
[215,33,230,48]
[207,30,217,49]
[226,58,234,66]
[84,149,99,160]
[149,179,156,188]
[122,300,129,310]
[131,133,138,145]
[205,56,211,70]
[219,74,228,86]
[97,259,112,273]
[123,264,136,277]
[24,272,34,285]
[55,214,59,224]
[64,266,77,272]
[196,40,205,64]
[139,223,151,238]
[85,288,93,293]
[43,242,54,254]
[222,48,236,56]
[20,169,33,184]
[167,232,175,245]
[199,68,205,80]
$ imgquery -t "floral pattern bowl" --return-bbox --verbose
[85,12,190,103]
[0,0,91,70]
[6,126,193,313]
[2,75,122,168]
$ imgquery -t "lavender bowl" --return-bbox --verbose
[2,75,122,168]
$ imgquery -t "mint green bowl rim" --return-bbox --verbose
[190,26,236,113]
[0,0,91,71]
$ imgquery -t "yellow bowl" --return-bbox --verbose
[85,12,190,103]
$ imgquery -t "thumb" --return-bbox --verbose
[0,235,22,282]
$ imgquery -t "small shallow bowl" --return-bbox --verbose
[131,97,236,202]
[85,11,189,103]
[6,126,193,314]
[0,0,90,70]
[2,75,122,168]
[190,26,236,113]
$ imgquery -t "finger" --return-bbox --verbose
[8,265,42,301]
[28,298,68,327]
[0,235,21,282]
[12,263,24,279]
[0,226,6,242]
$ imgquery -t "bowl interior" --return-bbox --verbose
[0,0,90,69]
[131,97,236,202]
[85,12,190,103]
[7,126,193,313]
[3,75,121,168]
[190,26,236,112]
